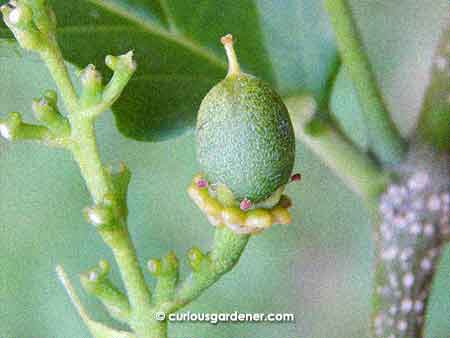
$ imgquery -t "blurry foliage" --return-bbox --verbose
[0,0,449,338]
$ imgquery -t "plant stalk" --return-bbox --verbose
[162,226,250,314]
[324,0,407,166]
[286,96,389,206]
[38,31,161,338]
[40,40,79,114]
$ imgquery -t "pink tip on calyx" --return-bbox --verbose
[291,173,302,182]
[196,178,208,189]
[240,198,252,211]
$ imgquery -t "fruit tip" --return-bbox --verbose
[220,34,233,47]
[221,33,240,76]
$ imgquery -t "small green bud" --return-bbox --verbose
[187,246,205,272]
[80,259,110,290]
[80,64,103,107]
[43,89,57,105]
[0,112,49,141]
[147,258,162,276]
[5,2,33,27]
[97,51,137,112]
[105,51,137,73]
[80,64,102,87]
[31,92,70,136]
[31,97,57,122]
[98,259,110,274]
[1,1,45,51]
[0,112,21,140]
[161,251,179,275]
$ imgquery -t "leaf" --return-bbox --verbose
[417,24,450,151]
[0,0,338,141]
[255,0,338,101]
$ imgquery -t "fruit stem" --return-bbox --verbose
[221,34,241,76]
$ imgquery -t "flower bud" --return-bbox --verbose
[105,51,137,73]
[187,246,205,272]
[80,64,103,107]
[147,258,162,276]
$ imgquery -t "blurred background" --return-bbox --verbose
[0,0,449,337]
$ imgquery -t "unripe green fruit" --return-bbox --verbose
[196,35,295,203]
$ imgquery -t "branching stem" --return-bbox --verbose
[40,41,79,113]
[163,227,250,314]
[34,19,157,338]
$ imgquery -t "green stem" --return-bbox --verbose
[81,269,132,323]
[324,0,406,166]
[100,227,158,337]
[40,40,79,114]
[152,252,179,305]
[69,117,111,203]
[69,117,157,337]
[286,96,389,205]
[92,283,132,323]
[163,226,250,314]
[100,227,152,311]
[37,32,159,338]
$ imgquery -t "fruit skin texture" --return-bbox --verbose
[196,73,295,203]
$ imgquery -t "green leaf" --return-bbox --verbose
[1,0,338,141]
[256,0,338,101]
[417,25,450,152]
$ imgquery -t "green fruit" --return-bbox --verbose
[196,34,295,203]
